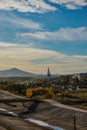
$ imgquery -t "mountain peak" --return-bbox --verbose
[10,68,18,70]
[11,68,18,70]
[0,68,36,77]
[10,68,21,71]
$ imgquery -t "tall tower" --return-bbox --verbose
[47,67,51,79]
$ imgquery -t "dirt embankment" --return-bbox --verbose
[0,90,52,130]
[19,101,87,130]
[0,115,52,130]
[0,90,87,130]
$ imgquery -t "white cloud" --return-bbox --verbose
[49,0,87,9]
[0,42,18,47]
[0,42,87,74]
[0,0,86,14]
[0,13,41,30]
[0,0,56,13]
[18,27,87,41]
[73,55,87,59]
[17,32,46,40]
[0,42,33,48]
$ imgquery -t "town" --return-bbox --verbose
[0,68,87,110]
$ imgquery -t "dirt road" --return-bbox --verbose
[44,99,87,113]
[0,90,87,130]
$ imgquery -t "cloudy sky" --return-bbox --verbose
[0,0,87,74]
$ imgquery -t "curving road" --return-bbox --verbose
[44,99,87,113]
[0,90,25,99]
[0,90,87,114]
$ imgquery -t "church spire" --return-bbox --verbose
[47,67,51,79]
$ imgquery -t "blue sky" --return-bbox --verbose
[0,0,87,74]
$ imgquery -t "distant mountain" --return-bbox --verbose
[0,68,36,77]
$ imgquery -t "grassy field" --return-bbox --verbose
[56,89,87,110]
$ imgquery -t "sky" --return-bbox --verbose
[0,0,87,74]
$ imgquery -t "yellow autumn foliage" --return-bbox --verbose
[26,87,50,97]
[26,88,33,97]
[26,87,56,98]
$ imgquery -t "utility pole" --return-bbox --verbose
[74,115,76,130]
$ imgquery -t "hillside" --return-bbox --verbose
[0,68,36,77]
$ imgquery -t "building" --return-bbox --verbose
[74,73,87,80]
[47,67,51,79]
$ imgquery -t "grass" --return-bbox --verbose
[71,90,87,99]
[55,89,87,110]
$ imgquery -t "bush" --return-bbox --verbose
[45,91,54,99]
